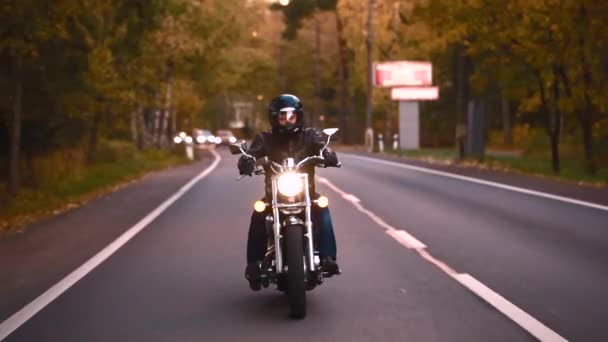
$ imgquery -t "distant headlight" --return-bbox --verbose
[229,136,237,143]
[185,136,193,144]
[173,136,183,144]
[214,137,222,144]
[277,172,304,197]
[196,136,206,143]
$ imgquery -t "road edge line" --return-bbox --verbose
[342,153,608,212]
[0,150,221,341]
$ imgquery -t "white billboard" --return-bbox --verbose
[391,86,439,101]
[374,61,432,87]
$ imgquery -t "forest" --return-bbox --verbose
[1,0,607,202]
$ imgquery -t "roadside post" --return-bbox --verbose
[373,61,438,151]
[185,136,194,160]
[173,132,194,160]
[393,134,399,150]
[378,134,384,153]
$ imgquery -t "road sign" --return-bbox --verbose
[374,61,432,87]
[391,86,439,101]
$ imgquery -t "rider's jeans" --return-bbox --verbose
[246,205,337,263]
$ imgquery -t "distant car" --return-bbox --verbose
[216,129,237,145]
[192,129,217,147]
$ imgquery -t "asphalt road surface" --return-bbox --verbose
[2,148,607,341]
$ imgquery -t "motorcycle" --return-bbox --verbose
[230,128,341,319]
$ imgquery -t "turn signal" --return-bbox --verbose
[254,200,266,213]
[317,196,329,208]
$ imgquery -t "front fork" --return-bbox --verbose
[271,175,316,275]
[303,176,316,274]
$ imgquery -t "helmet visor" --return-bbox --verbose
[278,107,298,126]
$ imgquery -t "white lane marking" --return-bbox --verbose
[343,153,608,212]
[342,194,360,203]
[415,248,457,276]
[386,229,427,250]
[0,150,222,341]
[454,274,567,342]
[318,177,426,249]
[318,176,567,342]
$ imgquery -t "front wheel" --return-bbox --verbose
[285,225,306,319]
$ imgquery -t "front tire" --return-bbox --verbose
[285,225,306,319]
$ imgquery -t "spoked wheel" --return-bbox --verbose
[284,225,306,319]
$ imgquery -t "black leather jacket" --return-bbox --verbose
[239,128,339,199]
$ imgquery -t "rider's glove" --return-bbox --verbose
[322,149,339,167]
[238,155,255,175]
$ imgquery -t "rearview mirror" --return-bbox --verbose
[229,140,248,155]
[323,128,339,136]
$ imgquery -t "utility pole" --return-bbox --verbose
[335,9,353,144]
[455,45,470,162]
[364,0,375,152]
[312,11,322,129]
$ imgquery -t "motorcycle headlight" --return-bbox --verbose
[277,172,304,197]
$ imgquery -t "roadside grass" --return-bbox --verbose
[391,148,608,186]
[0,147,189,233]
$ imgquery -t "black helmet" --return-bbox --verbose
[268,94,304,135]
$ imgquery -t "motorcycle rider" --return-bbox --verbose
[238,94,341,290]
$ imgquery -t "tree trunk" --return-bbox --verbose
[501,90,512,146]
[87,111,103,164]
[549,132,560,173]
[152,91,161,148]
[131,108,138,146]
[364,0,375,151]
[137,106,149,149]
[578,3,597,175]
[335,10,353,143]
[537,69,561,173]
[24,151,38,188]
[159,58,174,149]
[171,107,177,139]
[556,63,596,175]
[8,53,23,196]
[582,121,594,174]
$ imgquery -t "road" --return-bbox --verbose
[1,148,607,341]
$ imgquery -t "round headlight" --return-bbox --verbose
[229,136,237,143]
[173,136,183,144]
[185,136,193,144]
[277,173,304,197]
[196,136,206,143]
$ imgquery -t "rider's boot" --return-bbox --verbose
[321,257,341,277]
[245,261,262,291]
